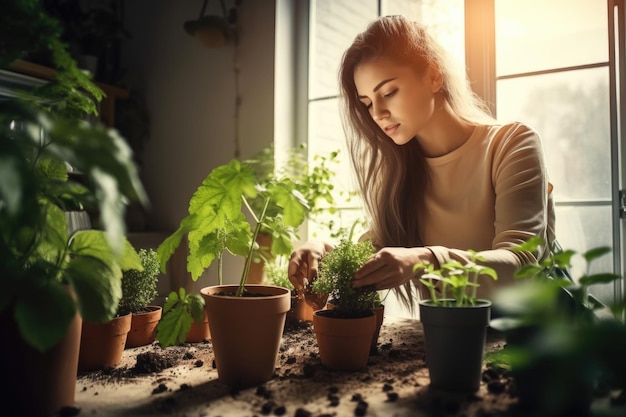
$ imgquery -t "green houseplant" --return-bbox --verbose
[156,156,309,387]
[0,101,146,414]
[489,237,626,417]
[414,252,498,392]
[121,248,163,348]
[310,236,380,371]
[157,288,207,347]
[0,4,147,414]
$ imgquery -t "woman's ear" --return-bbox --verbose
[428,63,444,93]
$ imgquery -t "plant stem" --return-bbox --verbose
[236,196,270,296]
[217,252,223,286]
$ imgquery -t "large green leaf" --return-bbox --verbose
[189,160,255,214]
[156,306,193,347]
[267,182,308,227]
[156,218,193,273]
[69,230,142,272]
[66,256,122,323]
[188,231,220,281]
[14,279,76,353]
[33,201,68,267]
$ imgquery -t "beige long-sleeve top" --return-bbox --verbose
[422,122,556,298]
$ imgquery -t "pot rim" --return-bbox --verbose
[418,298,492,309]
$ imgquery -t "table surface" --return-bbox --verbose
[75,316,515,417]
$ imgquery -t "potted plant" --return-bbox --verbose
[156,157,309,387]
[489,237,626,416]
[121,248,162,348]
[157,288,208,346]
[0,100,147,414]
[309,237,380,371]
[414,252,498,392]
[0,4,147,413]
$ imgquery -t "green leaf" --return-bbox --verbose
[70,230,141,272]
[188,232,220,281]
[67,256,122,323]
[267,182,307,227]
[579,273,620,286]
[14,280,76,353]
[156,306,193,347]
[582,246,611,263]
[156,221,190,273]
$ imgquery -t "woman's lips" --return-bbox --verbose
[384,123,399,135]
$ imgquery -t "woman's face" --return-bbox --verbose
[353,58,440,145]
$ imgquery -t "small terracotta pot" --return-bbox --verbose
[313,309,376,371]
[126,306,163,348]
[185,308,211,342]
[286,293,315,323]
[324,303,384,351]
[201,284,290,387]
[78,313,132,371]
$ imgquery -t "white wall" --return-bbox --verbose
[121,0,278,291]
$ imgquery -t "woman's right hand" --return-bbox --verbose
[287,240,334,291]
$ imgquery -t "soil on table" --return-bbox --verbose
[74,318,621,417]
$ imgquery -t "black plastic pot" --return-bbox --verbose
[419,299,491,392]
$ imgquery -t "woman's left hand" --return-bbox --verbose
[352,247,435,290]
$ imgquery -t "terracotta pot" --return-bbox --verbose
[186,308,211,343]
[201,284,290,387]
[419,299,491,392]
[0,309,82,416]
[286,292,315,323]
[324,302,383,350]
[126,306,163,348]
[371,305,385,351]
[313,309,376,371]
[78,313,132,371]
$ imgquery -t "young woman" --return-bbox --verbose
[288,15,555,308]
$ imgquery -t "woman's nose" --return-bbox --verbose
[371,102,389,120]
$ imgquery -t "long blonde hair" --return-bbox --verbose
[338,16,494,307]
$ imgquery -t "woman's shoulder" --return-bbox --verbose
[484,121,539,136]
[480,121,543,148]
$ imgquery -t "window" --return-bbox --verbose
[494,0,621,304]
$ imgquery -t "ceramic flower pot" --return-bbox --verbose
[419,299,491,392]
[0,309,82,416]
[78,312,132,371]
[313,309,376,371]
[201,284,290,387]
[125,306,163,348]
[185,308,211,343]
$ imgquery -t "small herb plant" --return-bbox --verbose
[415,251,498,307]
[118,248,160,315]
[156,288,206,347]
[311,238,378,316]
